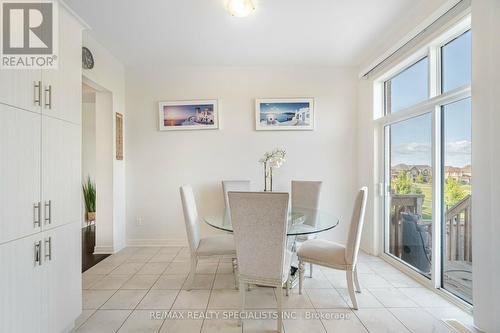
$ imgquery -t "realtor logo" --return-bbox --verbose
[1,0,58,69]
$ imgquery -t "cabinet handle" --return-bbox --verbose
[33,202,41,228]
[34,240,42,266]
[34,81,41,106]
[44,200,52,225]
[44,237,52,261]
[44,85,52,109]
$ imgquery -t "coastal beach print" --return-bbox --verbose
[159,100,218,131]
[255,98,314,130]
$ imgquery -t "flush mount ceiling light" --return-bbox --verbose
[225,0,256,17]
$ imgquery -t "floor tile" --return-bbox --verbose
[82,290,116,309]
[82,274,105,289]
[137,262,169,275]
[356,273,390,288]
[159,247,182,255]
[208,290,241,309]
[160,312,204,332]
[101,290,147,310]
[111,262,145,275]
[275,288,314,309]
[399,288,454,307]
[90,275,130,290]
[423,306,474,328]
[150,253,177,263]
[242,316,282,333]
[367,287,418,308]
[306,289,348,308]
[75,310,131,333]
[137,290,179,310]
[121,274,160,290]
[201,310,242,333]
[217,262,234,274]
[165,262,191,275]
[283,310,326,333]
[118,310,165,333]
[196,262,219,274]
[388,308,454,333]
[244,288,277,309]
[320,309,368,333]
[71,310,95,331]
[355,308,411,333]
[182,274,215,290]
[213,274,237,289]
[153,274,187,289]
[337,288,384,308]
[172,290,211,309]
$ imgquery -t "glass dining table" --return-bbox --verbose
[203,208,339,287]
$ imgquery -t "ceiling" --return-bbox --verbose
[66,0,423,68]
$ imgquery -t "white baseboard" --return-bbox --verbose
[93,245,116,254]
[126,239,187,247]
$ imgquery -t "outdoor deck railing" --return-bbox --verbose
[445,195,472,262]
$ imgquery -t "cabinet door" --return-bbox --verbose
[0,70,43,113]
[41,222,81,333]
[0,234,43,333]
[0,103,41,244]
[42,116,81,231]
[42,7,82,124]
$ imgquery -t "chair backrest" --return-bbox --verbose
[222,180,251,218]
[291,181,322,226]
[179,185,201,254]
[345,187,368,266]
[228,192,289,284]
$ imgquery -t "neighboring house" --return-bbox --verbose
[391,164,431,182]
[445,165,472,184]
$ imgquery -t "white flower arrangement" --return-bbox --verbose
[259,148,286,191]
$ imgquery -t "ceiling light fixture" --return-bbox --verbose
[225,0,256,17]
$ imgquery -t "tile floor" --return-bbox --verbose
[74,246,473,333]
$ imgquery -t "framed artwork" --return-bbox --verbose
[158,100,219,131]
[255,98,314,131]
[115,112,123,160]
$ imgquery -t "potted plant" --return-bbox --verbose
[82,176,96,223]
[259,148,286,191]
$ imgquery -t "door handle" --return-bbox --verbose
[44,200,52,225]
[33,202,41,228]
[44,237,52,261]
[44,85,52,109]
[34,81,41,106]
[34,240,42,266]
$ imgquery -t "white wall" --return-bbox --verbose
[471,0,500,331]
[125,66,359,246]
[82,33,127,253]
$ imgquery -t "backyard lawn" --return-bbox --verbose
[415,182,471,220]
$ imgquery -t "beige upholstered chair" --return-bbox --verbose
[180,185,237,290]
[291,180,322,277]
[297,187,368,310]
[222,180,251,220]
[228,191,291,333]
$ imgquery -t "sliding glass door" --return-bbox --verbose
[385,114,433,277]
[379,21,472,304]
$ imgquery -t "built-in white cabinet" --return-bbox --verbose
[42,116,82,231]
[0,104,41,244]
[42,7,82,124]
[0,3,84,333]
[0,232,44,333]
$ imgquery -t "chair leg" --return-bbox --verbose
[346,270,358,310]
[186,257,197,291]
[353,266,361,293]
[238,281,246,327]
[309,263,313,278]
[276,286,283,333]
[232,258,239,290]
[298,260,305,295]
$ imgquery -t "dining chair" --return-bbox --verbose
[291,180,322,277]
[222,180,251,220]
[297,187,368,310]
[180,185,238,290]
[228,191,291,333]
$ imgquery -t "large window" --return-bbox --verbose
[378,20,472,304]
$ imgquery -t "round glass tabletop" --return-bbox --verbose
[203,208,339,236]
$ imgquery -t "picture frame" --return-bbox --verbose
[158,100,219,131]
[255,98,314,131]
